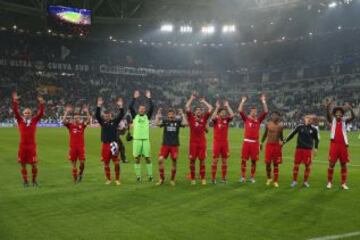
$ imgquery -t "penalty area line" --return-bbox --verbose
[308,231,360,240]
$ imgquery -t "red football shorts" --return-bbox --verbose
[189,143,207,161]
[18,145,37,164]
[265,143,282,164]
[329,142,349,164]
[213,141,229,159]
[242,141,259,161]
[69,146,85,161]
[159,145,179,160]
[101,143,119,163]
[295,148,312,165]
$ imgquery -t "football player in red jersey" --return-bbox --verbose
[210,100,234,184]
[185,92,213,185]
[62,105,91,183]
[238,94,268,183]
[12,91,45,187]
[326,101,355,190]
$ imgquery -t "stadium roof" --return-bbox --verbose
[0,0,342,25]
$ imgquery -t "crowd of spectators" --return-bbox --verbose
[1,29,360,129]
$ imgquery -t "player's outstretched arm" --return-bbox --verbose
[200,97,213,113]
[283,125,299,145]
[312,126,320,150]
[11,91,22,121]
[238,96,247,121]
[179,108,188,126]
[260,125,268,150]
[345,102,356,124]
[129,90,139,118]
[154,108,162,126]
[95,97,104,125]
[34,95,45,122]
[185,92,196,112]
[224,100,234,118]
[260,94,268,113]
[145,90,154,118]
[114,97,125,125]
[238,96,247,113]
[325,99,334,123]
[211,100,221,120]
[279,124,284,145]
[62,105,72,125]
[83,105,91,125]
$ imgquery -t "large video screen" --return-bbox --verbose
[48,5,91,25]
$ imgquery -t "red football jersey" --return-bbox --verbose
[240,111,267,141]
[13,101,44,146]
[333,120,345,144]
[186,111,210,145]
[65,123,87,148]
[213,116,233,142]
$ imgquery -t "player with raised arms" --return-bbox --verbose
[260,111,284,188]
[326,101,355,190]
[129,90,154,182]
[283,115,319,188]
[95,97,124,185]
[155,108,187,186]
[238,94,268,183]
[210,99,234,184]
[185,92,213,185]
[12,91,45,187]
[62,105,91,183]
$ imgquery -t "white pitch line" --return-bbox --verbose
[308,231,360,240]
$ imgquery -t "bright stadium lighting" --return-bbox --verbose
[160,24,173,32]
[201,25,215,34]
[180,25,193,33]
[328,2,337,8]
[222,25,236,33]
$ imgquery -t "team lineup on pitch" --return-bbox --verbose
[11,90,355,190]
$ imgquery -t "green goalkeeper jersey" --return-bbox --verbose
[133,114,150,140]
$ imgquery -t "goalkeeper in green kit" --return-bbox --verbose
[129,90,154,182]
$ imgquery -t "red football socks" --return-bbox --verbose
[104,165,111,180]
[21,167,28,183]
[31,166,38,183]
[199,161,206,180]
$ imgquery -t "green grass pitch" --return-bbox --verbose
[1,127,360,240]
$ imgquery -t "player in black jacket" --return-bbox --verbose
[95,97,124,185]
[117,113,132,163]
[283,115,319,188]
[154,108,187,186]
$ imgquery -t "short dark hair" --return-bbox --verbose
[167,109,175,113]
[250,106,257,110]
[218,107,226,113]
[332,107,345,115]
[103,110,111,114]
[271,111,281,116]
